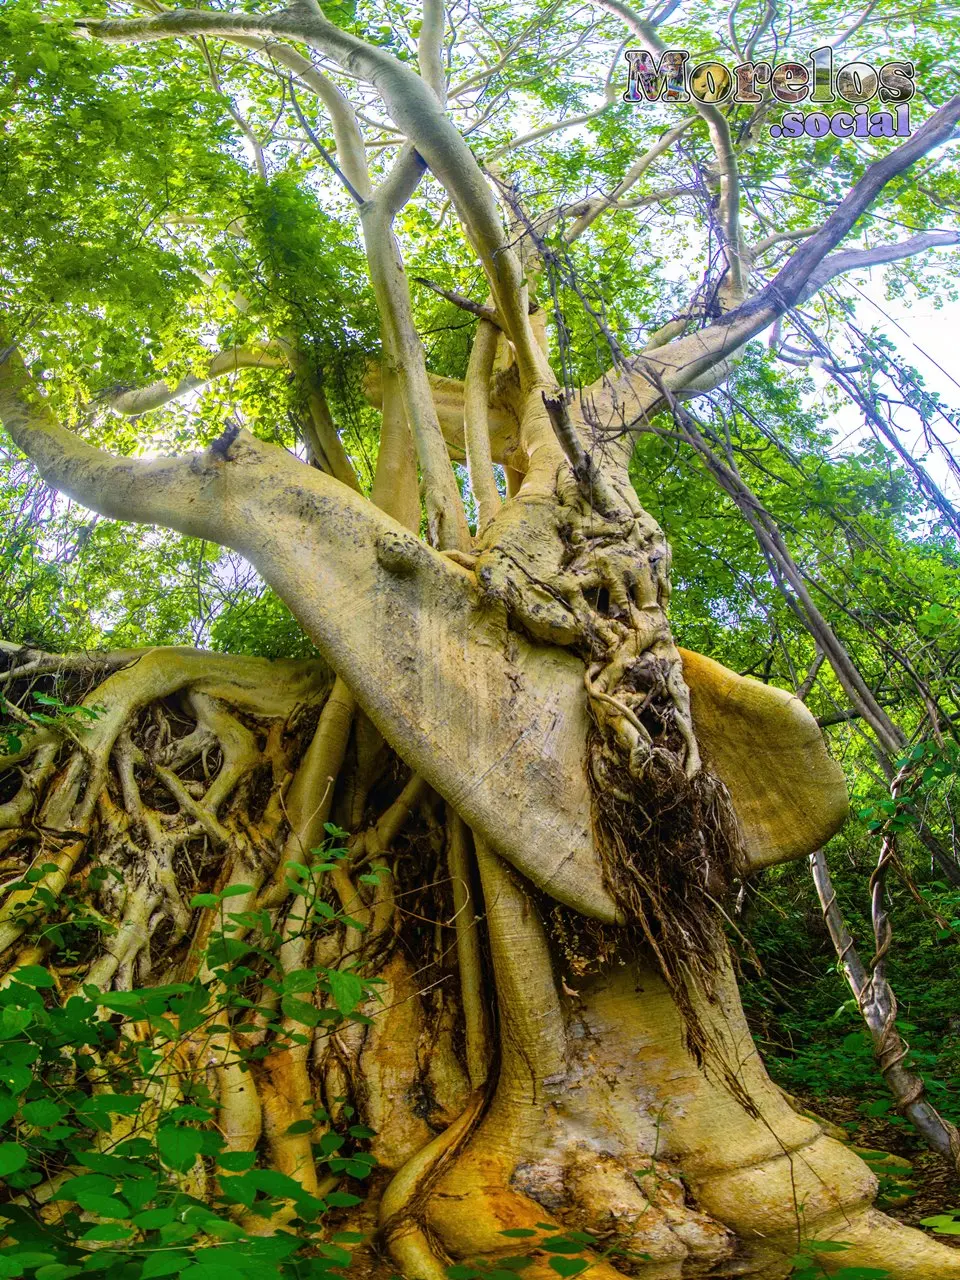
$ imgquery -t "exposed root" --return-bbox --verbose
[4,637,953,1280]
[0,643,477,1243]
[474,460,749,1081]
[588,730,750,1094]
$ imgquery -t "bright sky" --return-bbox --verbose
[805,275,960,505]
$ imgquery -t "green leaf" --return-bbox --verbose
[20,1099,65,1126]
[0,1007,33,1039]
[157,1126,206,1172]
[325,968,363,1016]
[190,894,221,909]
[79,1223,134,1242]
[317,1131,345,1155]
[75,1192,130,1218]
[217,1151,258,1172]
[280,995,320,1027]
[542,1238,589,1255]
[59,1174,118,1200]
[132,1206,179,1230]
[323,1191,362,1207]
[0,1144,28,1177]
[284,1119,315,1135]
[219,884,254,898]
[10,965,55,989]
[920,1216,960,1233]
[547,1260,588,1277]
[181,1260,250,1280]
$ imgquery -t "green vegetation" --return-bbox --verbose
[2,0,960,1275]
[0,830,379,1279]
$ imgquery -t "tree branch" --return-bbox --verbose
[447,5,562,99]
[590,0,745,301]
[288,76,367,206]
[564,122,692,241]
[584,95,960,423]
[412,277,502,326]
[80,7,547,390]
[363,364,523,469]
[483,85,618,164]
[733,96,960,323]
[418,0,447,106]
[0,327,233,536]
[811,847,960,1165]
[796,230,960,303]
[463,319,502,529]
[749,226,820,259]
[226,34,373,201]
[102,344,288,416]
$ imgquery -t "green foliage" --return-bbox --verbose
[859,741,960,840]
[0,690,103,756]
[919,1207,960,1235]
[443,1224,651,1280]
[0,830,379,1278]
[439,1226,895,1279]
[0,0,957,1272]
[739,838,960,1129]
[788,1239,890,1279]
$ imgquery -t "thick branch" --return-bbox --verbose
[585,96,960,426]
[736,96,960,322]
[81,8,549,390]
[796,230,960,303]
[360,200,470,550]
[103,344,287,416]
[1,330,233,536]
[363,364,523,470]
[418,0,447,106]
[463,319,502,529]
[227,34,373,200]
[0,325,609,918]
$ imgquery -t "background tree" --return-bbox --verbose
[1,0,960,1276]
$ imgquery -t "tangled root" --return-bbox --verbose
[588,727,754,1111]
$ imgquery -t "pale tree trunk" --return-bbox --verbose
[2,6,960,1277]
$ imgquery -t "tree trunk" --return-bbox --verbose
[3,20,960,1273]
[1,470,955,1279]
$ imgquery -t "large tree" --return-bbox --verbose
[1,0,960,1275]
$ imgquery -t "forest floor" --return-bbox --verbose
[796,1090,960,1246]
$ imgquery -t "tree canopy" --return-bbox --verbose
[2,0,960,1277]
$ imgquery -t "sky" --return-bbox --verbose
[805,275,960,505]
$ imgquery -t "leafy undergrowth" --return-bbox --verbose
[738,814,960,1272]
[0,828,382,1279]
[791,1089,960,1248]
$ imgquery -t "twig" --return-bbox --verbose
[288,76,366,208]
[541,393,620,516]
[412,277,502,326]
